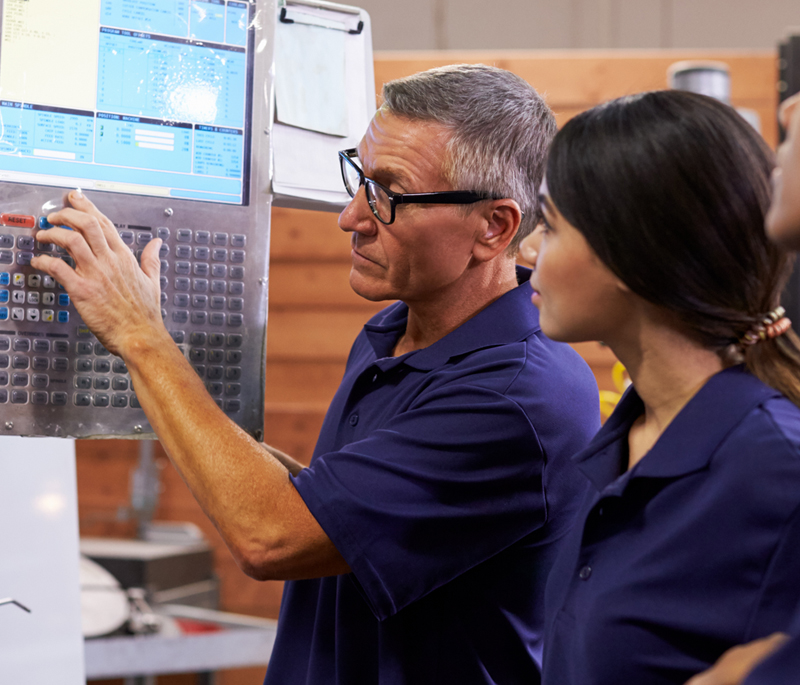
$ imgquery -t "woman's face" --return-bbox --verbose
[766,93,800,248]
[520,180,632,344]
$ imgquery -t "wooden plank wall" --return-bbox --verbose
[77,50,777,685]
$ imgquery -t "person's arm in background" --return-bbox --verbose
[30,191,349,582]
[261,443,306,477]
[684,634,788,685]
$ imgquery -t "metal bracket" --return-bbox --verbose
[279,6,363,34]
[0,597,31,613]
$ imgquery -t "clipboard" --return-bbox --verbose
[271,0,376,212]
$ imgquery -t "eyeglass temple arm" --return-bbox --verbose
[393,192,494,205]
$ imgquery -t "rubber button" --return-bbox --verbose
[2,213,35,228]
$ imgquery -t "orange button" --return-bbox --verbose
[1,213,35,228]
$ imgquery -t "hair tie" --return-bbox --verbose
[740,306,792,346]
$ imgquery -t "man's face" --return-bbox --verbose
[766,93,800,248]
[338,109,484,304]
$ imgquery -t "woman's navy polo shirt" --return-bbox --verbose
[264,268,600,685]
[543,365,800,685]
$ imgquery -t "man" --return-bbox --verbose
[682,92,800,685]
[31,64,599,684]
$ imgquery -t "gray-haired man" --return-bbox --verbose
[32,65,600,684]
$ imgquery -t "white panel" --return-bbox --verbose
[572,0,614,49]
[359,0,800,51]
[671,0,800,49]
[350,0,438,49]
[0,438,84,685]
[616,0,665,48]
[443,0,573,50]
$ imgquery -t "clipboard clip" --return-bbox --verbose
[0,597,32,613]
[279,6,364,35]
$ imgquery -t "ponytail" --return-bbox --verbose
[745,328,800,408]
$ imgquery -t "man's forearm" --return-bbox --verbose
[122,329,348,580]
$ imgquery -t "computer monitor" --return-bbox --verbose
[0,0,273,438]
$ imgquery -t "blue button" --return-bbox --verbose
[57,311,69,323]
[58,293,70,307]
[0,273,9,286]
[39,216,53,229]
[0,307,7,321]
[0,291,7,303]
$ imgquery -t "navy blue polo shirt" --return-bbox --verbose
[543,365,800,685]
[744,610,800,685]
[264,267,600,685]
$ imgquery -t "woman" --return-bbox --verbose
[521,90,800,684]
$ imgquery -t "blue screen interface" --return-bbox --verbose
[0,0,253,205]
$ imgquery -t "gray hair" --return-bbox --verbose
[382,63,556,253]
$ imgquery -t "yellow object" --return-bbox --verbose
[599,391,622,419]
[612,361,630,394]
[599,362,630,419]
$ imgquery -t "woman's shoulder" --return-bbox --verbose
[755,395,800,454]
[712,393,800,483]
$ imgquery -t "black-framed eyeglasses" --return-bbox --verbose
[338,148,503,225]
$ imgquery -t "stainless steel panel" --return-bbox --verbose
[0,0,276,439]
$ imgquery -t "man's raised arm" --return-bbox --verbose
[30,189,349,581]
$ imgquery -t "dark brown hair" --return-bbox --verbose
[546,90,800,405]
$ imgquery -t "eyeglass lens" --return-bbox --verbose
[366,184,392,223]
[341,154,393,223]
[341,157,362,198]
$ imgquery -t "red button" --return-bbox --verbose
[1,214,35,228]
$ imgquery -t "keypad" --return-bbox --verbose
[158,224,248,414]
[0,262,71,329]
[0,221,250,416]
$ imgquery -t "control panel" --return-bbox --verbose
[0,0,273,438]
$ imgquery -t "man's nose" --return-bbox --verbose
[338,185,377,235]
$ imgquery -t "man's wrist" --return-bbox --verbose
[118,324,180,371]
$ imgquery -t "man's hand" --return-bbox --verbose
[685,633,789,685]
[30,189,167,357]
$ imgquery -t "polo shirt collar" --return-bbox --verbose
[573,364,782,491]
[364,266,540,372]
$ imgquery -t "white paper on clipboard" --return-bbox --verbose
[271,1,375,210]
[275,20,348,136]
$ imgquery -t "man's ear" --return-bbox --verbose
[472,200,523,262]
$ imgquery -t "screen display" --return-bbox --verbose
[0,0,254,204]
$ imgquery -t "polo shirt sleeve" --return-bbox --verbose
[291,381,546,621]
